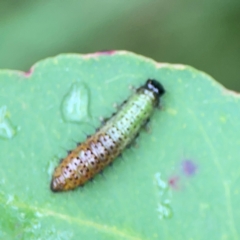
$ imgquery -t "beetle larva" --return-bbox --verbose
[51,79,165,192]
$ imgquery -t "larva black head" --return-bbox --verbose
[144,79,165,97]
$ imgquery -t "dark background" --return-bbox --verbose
[0,0,239,90]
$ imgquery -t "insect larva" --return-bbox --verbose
[51,79,165,192]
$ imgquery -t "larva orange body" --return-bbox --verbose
[51,79,165,192]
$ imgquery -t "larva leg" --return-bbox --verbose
[157,103,164,110]
[113,102,119,109]
[126,132,140,148]
[99,116,109,125]
[70,139,81,146]
[113,99,127,110]
[128,85,137,92]
[81,131,91,139]
[142,118,151,133]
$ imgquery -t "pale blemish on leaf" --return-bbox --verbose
[154,173,173,220]
[166,108,178,115]
[0,106,17,139]
[220,116,227,123]
[61,82,91,123]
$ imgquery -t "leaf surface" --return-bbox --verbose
[0,51,239,240]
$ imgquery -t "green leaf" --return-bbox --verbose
[0,51,239,239]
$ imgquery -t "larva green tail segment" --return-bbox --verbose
[51,79,165,192]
